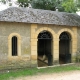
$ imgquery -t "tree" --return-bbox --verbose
[31,0,66,11]
[17,0,64,11]
[18,0,31,7]
[0,0,6,4]
[0,0,79,13]
[17,0,78,13]
[76,0,80,10]
[0,0,12,4]
[0,0,13,6]
[62,0,77,13]
[31,0,56,11]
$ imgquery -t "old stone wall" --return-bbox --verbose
[33,24,77,64]
[0,22,31,70]
[0,22,78,70]
[77,27,80,51]
[36,24,73,33]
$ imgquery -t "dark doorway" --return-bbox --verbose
[59,32,71,64]
[37,31,53,67]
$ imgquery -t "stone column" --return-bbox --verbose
[71,27,77,63]
[53,36,59,65]
[31,24,37,67]
[71,39,77,63]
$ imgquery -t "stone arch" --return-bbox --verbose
[58,28,77,63]
[31,27,55,63]
[8,33,21,40]
[35,27,55,66]
[8,33,21,58]
[58,28,74,39]
[35,27,56,39]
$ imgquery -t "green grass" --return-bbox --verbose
[0,64,80,80]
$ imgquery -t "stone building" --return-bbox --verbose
[0,7,80,70]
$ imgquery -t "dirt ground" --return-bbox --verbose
[10,70,80,80]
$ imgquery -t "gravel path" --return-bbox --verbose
[10,70,80,80]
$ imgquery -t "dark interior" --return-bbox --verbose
[12,36,17,56]
[38,39,51,56]
[37,31,53,67]
[59,32,71,64]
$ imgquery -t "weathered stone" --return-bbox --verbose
[0,7,80,26]
[0,7,80,70]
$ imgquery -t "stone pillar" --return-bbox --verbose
[71,39,77,63]
[53,37,59,65]
[71,27,77,63]
[31,24,37,67]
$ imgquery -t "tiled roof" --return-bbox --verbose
[0,7,80,26]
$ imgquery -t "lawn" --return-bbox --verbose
[0,64,80,80]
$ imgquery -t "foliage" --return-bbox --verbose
[76,0,80,10]
[0,0,6,4]
[62,0,77,13]
[0,0,11,4]
[17,0,78,13]
[0,0,80,13]
[31,0,56,11]
[0,0,12,6]
[18,0,32,7]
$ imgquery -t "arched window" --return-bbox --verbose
[12,36,17,56]
[8,33,21,58]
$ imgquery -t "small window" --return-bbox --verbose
[12,36,17,56]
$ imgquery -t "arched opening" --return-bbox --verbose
[12,36,17,56]
[59,32,71,64]
[37,30,53,67]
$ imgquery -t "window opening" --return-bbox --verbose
[12,36,17,56]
